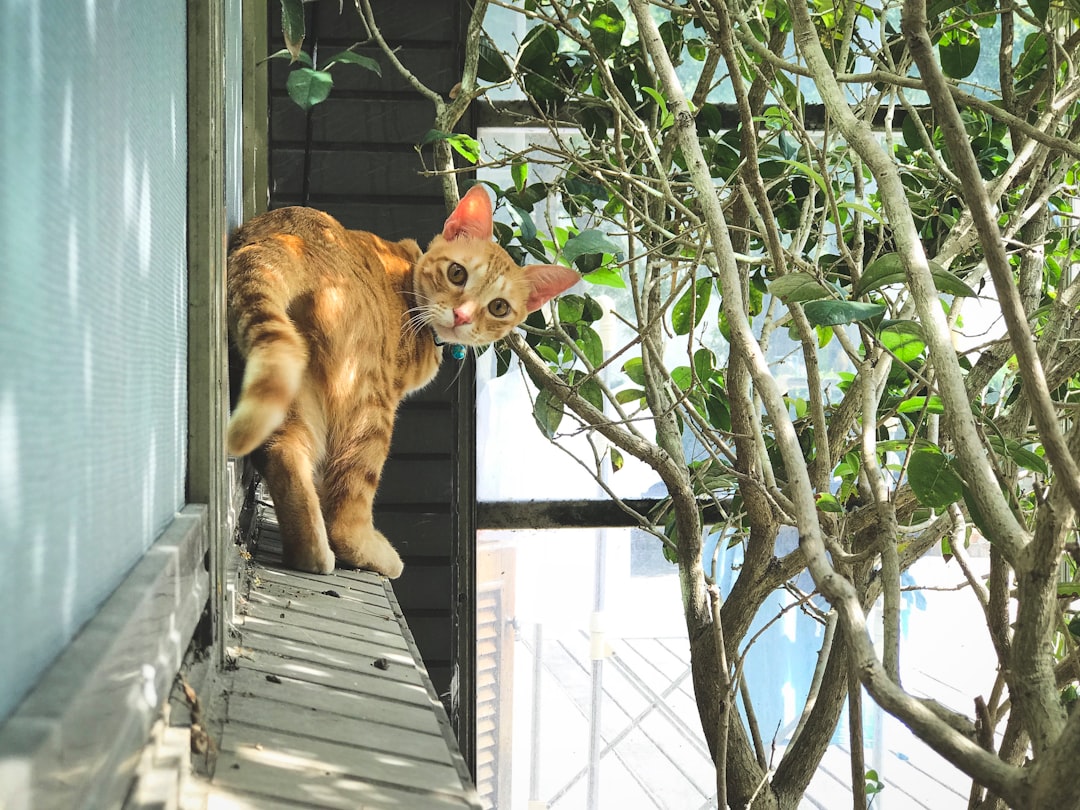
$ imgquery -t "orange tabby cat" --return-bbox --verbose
[226,186,578,577]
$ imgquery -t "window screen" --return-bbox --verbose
[0,2,189,723]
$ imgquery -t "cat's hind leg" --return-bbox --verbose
[261,423,336,574]
[320,428,404,579]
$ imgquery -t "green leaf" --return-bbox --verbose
[672,278,712,335]
[838,200,884,224]
[802,300,886,327]
[779,158,828,196]
[941,534,954,561]
[511,160,528,193]
[623,357,645,385]
[286,68,333,110]
[769,272,831,303]
[616,388,646,404]
[641,86,674,129]
[693,347,715,383]
[704,384,731,432]
[908,447,964,510]
[778,131,800,160]
[987,435,1048,475]
[262,48,313,68]
[865,769,885,796]
[577,375,604,410]
[610,447,624,472]
[939,27,981,80]
[558,294,586,323]
[582,267,626,288]
[1057,582,1080,598]
[582,296,604,323]
[505,182,549,211]
[587,1,626,58]
[322,50,381,76]
[519,25,567,107]
[533,388,564,438]
[897,395,945,415]
[1029,0,1049,21]
[879,321,927,364]
[562,229,621,264]
[576,324,604,367]
[537,344,560,364]
[477,31,512,82]
[281,0,306,62]
[854,253,979,298]
[671,366,694,391]
[448,135,480,163]
[817,492,844,513]
[420,130,480,163]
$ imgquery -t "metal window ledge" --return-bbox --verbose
[195,499,481,810]
[0,506,210,810]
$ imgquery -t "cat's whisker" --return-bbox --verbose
[403,305,437,341]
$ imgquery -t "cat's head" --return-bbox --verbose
[412,186,581,347]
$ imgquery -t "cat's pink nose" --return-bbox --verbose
[453,305,474,326]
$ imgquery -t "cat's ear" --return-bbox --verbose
[442,185,494,241]
[523,264,581,312]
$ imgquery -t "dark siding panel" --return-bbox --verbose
[267,201,451,243]
[379,511,452,559]
[271,97,439,144]
[392,407,455,456]
[309,0,458,42]
[380,458,454,505]
[395,564,454,612]
[267,0,466,706]
[408,615,453,663]
[271,149,442,198]
[269,47,458,94]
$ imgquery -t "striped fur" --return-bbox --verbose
[226,188,579,576]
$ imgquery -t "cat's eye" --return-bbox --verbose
[447,262,468,286]
[488,298,511,318]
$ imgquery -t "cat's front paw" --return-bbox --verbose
[331,528,404,579]
[283,541,336,575]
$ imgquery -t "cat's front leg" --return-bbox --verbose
[320,438,404,579]
[260,424,336,574]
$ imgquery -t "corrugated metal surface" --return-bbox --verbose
[208,501,481,809]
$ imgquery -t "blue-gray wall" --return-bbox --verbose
[0,1,189,722]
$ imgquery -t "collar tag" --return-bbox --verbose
[432,329,466,360]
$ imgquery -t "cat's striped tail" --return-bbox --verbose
[226,245,309,457]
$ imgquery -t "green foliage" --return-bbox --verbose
[285,68,333,110]
[273,2,1080,802]
[267,2,381,111]
[908,445,965,510]
[280,0,306,62]
[865,769,885,796]
[421,130,480,164]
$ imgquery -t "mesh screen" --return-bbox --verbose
[0,2,189,722]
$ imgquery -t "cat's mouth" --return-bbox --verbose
[432,323,472,346]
